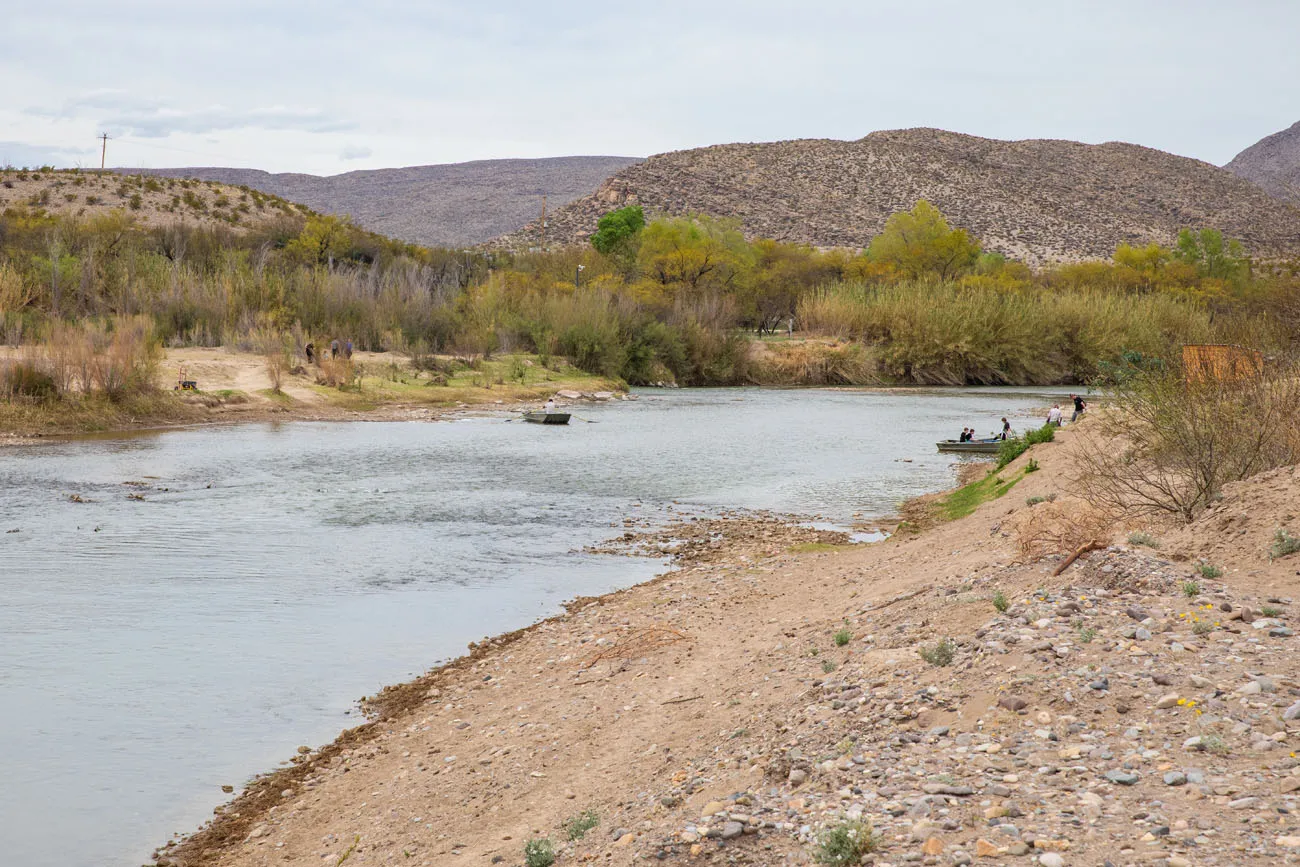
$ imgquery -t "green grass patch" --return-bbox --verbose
[257,388,295,404]
[1128,531,1159,549]
[941,469,1026,520]
[1271,529,1300,560]
[523,838,555,867]
[563,809,599,841]
[814,820,879,865]
[996,423,1055,469]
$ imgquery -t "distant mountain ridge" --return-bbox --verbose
[1225,120,1300,207]
[495,129,1300,263]
[131,156,643,248]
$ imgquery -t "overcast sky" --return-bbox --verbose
[4,0,1298,175]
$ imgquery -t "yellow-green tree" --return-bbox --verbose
[636,215,752,300]
[867,201,980,280]
[285,215,352,266]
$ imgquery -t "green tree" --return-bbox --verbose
[867,200,980,280]
[1173,228,1249,283]
[589,205,645,259]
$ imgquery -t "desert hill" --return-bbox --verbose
[1225,120,1300,207]
[497,128,1300,263]
[0,167,311,230]
[134,156,642,248]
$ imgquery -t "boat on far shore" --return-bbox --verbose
[936,439,1002,454]
[522,411,571,425]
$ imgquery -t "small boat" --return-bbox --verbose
[522,411,571,425]
[936,439,1003,454]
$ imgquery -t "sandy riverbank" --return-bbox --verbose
[0,347,626,441]
[153,423,1300,866]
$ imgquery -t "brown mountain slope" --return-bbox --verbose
[133,156,642,248]
[497,129,1300,263]
[1225,119,1300,206]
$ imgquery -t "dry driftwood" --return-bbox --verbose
[1053,541,1106,576]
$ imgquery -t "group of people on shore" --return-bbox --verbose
[304,339,353,365]
[958,393,1087,443]
[1046,393,1087,426]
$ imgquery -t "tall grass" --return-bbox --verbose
[798,281,1215,384]
[2,316,160,402]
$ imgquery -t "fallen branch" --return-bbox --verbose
[868,585,931,612]
[580,626,690,669]
[661,695,703,705]
[1053,541,1105,576]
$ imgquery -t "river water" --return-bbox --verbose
[0,387,1062,867]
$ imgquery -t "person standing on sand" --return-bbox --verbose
[1047,404,1063,426]
[1071,393,1087,422]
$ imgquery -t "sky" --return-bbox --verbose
[3,0,1298,175]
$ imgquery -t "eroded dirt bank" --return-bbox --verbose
[157,427,1300,867]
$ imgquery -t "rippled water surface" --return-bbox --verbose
[0,387,1063,867]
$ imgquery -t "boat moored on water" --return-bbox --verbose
[936,439,1002,454]
[522,411,571,425]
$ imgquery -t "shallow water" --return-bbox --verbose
[0,386,1063,867]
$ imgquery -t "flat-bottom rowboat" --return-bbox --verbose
[936,439,1002,454]
[523,411,571,425]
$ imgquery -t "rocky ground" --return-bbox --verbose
[156,427,1300,867]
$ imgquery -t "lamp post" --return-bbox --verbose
[575,264,585,289]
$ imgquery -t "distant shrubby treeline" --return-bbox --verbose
[2,196,1297,395]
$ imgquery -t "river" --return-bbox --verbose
[0,386,1065,867]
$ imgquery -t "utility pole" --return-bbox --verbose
[99,133,110,170]
[540,193,547,250]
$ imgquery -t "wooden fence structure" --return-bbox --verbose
[1182,344,1264,383]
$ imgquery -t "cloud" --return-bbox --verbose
[340,145,372,161]
[0,141,95,169]
[27,90,356,139]
[106,106,357,139]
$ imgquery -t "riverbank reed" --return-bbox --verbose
[797,282,1215,385]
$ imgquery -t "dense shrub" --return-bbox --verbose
[1,359,58,399]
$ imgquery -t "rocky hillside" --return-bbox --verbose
[1225,120,1300,206]
[0,166,309,230]
[497,129,1300,263]
[136,156,642,248]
